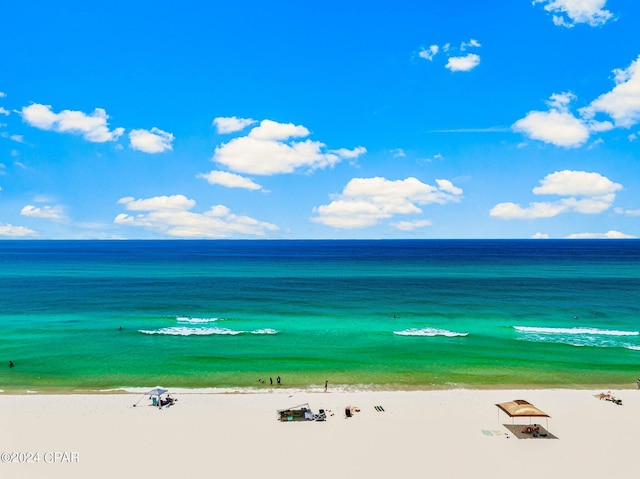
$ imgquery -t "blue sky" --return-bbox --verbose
[1,0,639,239]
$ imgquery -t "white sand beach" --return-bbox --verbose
[1,387,638,479]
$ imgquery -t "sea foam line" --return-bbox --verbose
[514,326,640,350]
[393,327,468,337]
[514,326,639,337]
[251,328,278,335]
[176,316,221,324]
[140,327,240,336]
[139,326,277,336]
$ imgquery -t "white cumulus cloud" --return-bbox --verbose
[212,119,366,175]
[514,57,640,147]
[446,53,480,72]
[532,170,622,196]
[198,170,263,191]
[512,92,591,147]
[312,176,463,229]
[533,0,614,27]
[419,39,481,72]
[490,170,622,219]
[248,119,309,141]
[20,204,66,222]
[115,194,278,238]
[490,201,568,219]
[330,146,367,159]
[21,103,124,142]
[129,127,174,153]
[0,223,38,237]
[118,195,196,212]
[213,116,257,134]
[580,55,640,129]
[435,178,463,195]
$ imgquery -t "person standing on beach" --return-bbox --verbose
[277,376,281,385]
[637,377,640,389]
[324,380,328,392]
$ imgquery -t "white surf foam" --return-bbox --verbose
[514,326,639,336]
[514,325,640,349]
[251,328,278,335]
[393,327,468,337]
[139,326,242,336]
[176,316,221,324]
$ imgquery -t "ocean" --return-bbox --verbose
[0,239,638,392]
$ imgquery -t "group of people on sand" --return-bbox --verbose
[158,395,176,408]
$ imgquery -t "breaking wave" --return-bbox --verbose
[139,326,278,336]
[393,327,468,337]
[513,325,639,349]
[139,316,278,336]
[514,326,638,337]
[251,328,278,335]
[140,327,241,336]
[176,316,222,324]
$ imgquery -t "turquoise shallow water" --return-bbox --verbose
[0,240,639,391]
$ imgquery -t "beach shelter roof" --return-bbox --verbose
[496,399,549,418]
[133,387,169,407]
[146,387,168,397]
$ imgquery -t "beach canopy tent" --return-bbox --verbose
[146,387,168,397]
[496,399,550,428]
[133,387,169,407]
